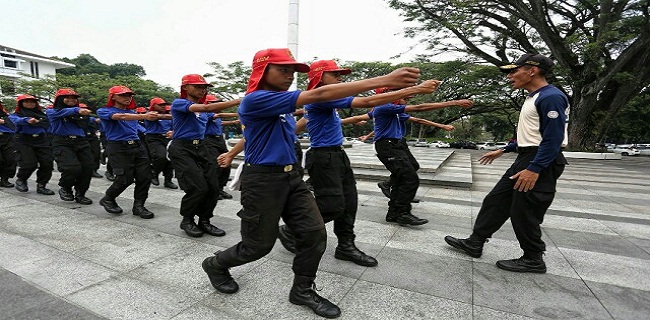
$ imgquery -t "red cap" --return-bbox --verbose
[106,85,136,109]
[246,48,309,94]
[180,74,213,100]
[165,105,171,111]
[15,94,40,112]
[135,107,147,113]
[79,103,89,108]
[54,88,80,99]
[149,97,170,110]
[204,94,222,103]
[307,60,351,90]
[374,87,391,94]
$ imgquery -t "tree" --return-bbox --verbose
[388,0,650,150]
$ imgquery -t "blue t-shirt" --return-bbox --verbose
[171,98,208,140]
[372,104,411,140]
[9,114,48,135]
[304,97,354,147]
[205,113,223,136]
[0,121,14,133]
[97,107,140,141]
[144,119,172,135]
[46,107,85,137]
[239,90,300,165]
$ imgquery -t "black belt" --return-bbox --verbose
[16,133,45,138]
[175,139,203,145]
[60,135,82,139]
[311,146,344,152]
[108,140,140,145]
[243,163,298,173]
[205,135,224,139]
[517,146,538,154]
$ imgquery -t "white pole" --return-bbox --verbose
[288,0,299,90]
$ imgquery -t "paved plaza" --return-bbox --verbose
[1,145,649,319]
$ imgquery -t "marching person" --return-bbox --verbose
[144,97,177,189]
[97,86,159,219]
[9,94,55,195]
[46,89,95,204]
[0,101,17,188]
[203,48,423,319]
[203,94,239,200]
[168,74,240,237]
[277,60,440,268]
[445,53,568,273]
[79,103,104,178]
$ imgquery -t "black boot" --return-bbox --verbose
[36,184,55,195]
[74,190,93,205]
[105,171,115,181]
[198,219,226,236]
[100,196,123,214]
[180,216,203,237]
[58,187,74,201]
[163,178,178,189]
[15,179,28,192]
[132,200,154,219]
[91,170,103,178]
[377,181,391,198]
[395,213,428,226]
[202,255,239,294]
[289,276,341,319]
[278,225,297,254]
[218,190,233,199]
[496,252,546,273]
[334,240,378,267]
[444,235,486,258]
[0,177,14,188]
[150,174,160,186]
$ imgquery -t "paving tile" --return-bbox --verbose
[584,280,650,320]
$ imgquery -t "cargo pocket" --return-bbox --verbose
[237,208,262,242]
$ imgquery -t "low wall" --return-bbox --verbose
[563,152,622,160]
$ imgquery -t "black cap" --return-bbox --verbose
[499,53,554,73]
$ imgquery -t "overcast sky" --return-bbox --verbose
[1,0,439,88]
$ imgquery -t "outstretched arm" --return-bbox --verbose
[217,138,245,168]
[340,114,371,125]
[359,131,375,142]
[408,117,455,131]
[404,99,473,113]
[189,98,241,113]
[350,80,441,108]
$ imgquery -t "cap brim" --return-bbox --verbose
[331,68,352,75]
[183,82,214,87]
[499,64,520,73]
[273,61,310,73]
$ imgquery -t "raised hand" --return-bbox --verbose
[383,67,421,89]
[415,80,442,94]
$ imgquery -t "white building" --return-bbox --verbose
[0,45,74,93]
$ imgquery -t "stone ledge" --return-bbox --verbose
[563,152,622,160]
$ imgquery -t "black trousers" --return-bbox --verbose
[145,135,174,179]
[104,141,151,201]
[100,132,112,174]
[168,139,219,219]
[217,165,326,278]
[14,134,53,185]
[0,133,16,179]
[204,135,230,189]
[87,134,101,171]
[305,147,357,242]
[52,136,94,192]
[375,138,420,215]
[472,151,567,253]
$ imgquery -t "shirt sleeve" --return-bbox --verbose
[97,108,115,121]
[528,94,568,173]
[240,91,300,118]
[8,114,29,125]
[374,104,406,116]
[171,99,194,113]
[46,107,80,120]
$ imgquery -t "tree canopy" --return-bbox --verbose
[388,0,650,149]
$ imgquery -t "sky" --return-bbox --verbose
[0,0,438,89]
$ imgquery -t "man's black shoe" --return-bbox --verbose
[411,198,421,203]
[150,175,160,186]
[395,213,428,226]
[198,220,226,236]
[91,170,103,178]
[335,241,378,267]
[58,188,74,201]
[218,190,233,199]
[1,178,14,188]
[105,171,116,181]
[278,225,297,254]
[496,256,547,273]
[163,179,178,189]
[74,191,93,205]
[289,276,341,319]
[15,179,28,192]
[37,184,55,195]
[180,217,203,237]
[444,236,484,258]
[202,256,239,294]
[377,181,391,198]
[100,196,123,214]
[133,200,154,219]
